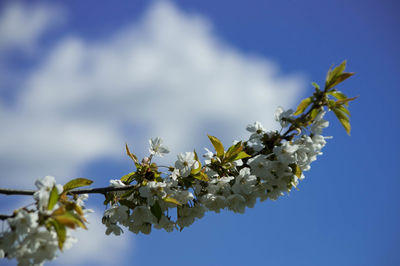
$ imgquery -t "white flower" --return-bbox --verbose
[201,194,227,213]
[207,176,234,196]
[109,179,125,187]
[227,194,246,213]
[139,181,167,205]
[311,111,329,135]
[76,194,89,207]
[247,155,274,179]
[105,223,123,236]
[34,176,63,211]
[231,168,257,196]
[175,152,198,177]
[103,204,129,224]
[149,137,169,157]
[8,210,38,235]
[246,121,266,140]
[168,190,194,205]
[203,148,214,164]
[273,141,298,165]
[131,206,154,224]
[153,216,175,232]
[275,106,294,128]
[246,138,265,152]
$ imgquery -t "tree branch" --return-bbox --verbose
[0,184,138,196]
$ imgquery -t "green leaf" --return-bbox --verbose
[330,72,355,89]
[47,219,66,250]
[336,105,350,116]
[191,150,202,175]
[208,135,225,158]
[125,143,138,163]
[226,142,242,158]
[150,200,162,223]
[311,82,320,90]
[48,185,59,211]
[326,60,346,84]
[328,99,336,109]
[309,108,319,122]
[193,171,209,182]
[333,108,351,135]
[325,61,353,89]
[233,151,251,161]
[120,188,136,199]
[294,97,312,115]
[53,211,87,229]
[120,171,136,184]
[63,178,93,192]
[329,91,347,101]
[164,197,182,206]
[336,96,358,106]
[193,149,199,161]
[290,164,302,178]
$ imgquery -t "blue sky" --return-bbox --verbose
[0,0,399,265]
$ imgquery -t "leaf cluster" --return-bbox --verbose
[44,178,93,249]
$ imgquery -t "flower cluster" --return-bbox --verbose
[102,107,330,236]
[0,176,91,265]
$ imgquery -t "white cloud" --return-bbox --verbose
[0,2,64,54]
[0,1,305,188]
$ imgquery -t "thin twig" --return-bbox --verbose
[0,185,140,220]
[0,214,13,220]
[0,184,138,196]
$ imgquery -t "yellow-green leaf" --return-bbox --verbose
[120,171,136,183]
[294,97,312,115]
[325,61,353,89]
[336,96,358,106]
[309,108,319,122]
[193,171,209,182]
[191,150,202,175]
[63,178,93,192]
[329,91,347,101]
[208,135,225,158]
[290,164,302,178]
[336,105,350,116]
[329,72,355,89]
[311,82,320,90]
[53,211,87,230]
[48,185,59,211]
[233,151,251,161]
[125,143,138,163]
[326,60,346,85]
[47,219,66,250]
[333,108,351,135]
[226,141,243,159]
[52,206,66,216]
[193,149,199,161]
[164,196,182,206]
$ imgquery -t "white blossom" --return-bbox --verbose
[231,168,257,196]
[311,111,329,135]
[33,176,63,211]
[149,137,170,157]
[175,152,198,177]
[275,106,294,128]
